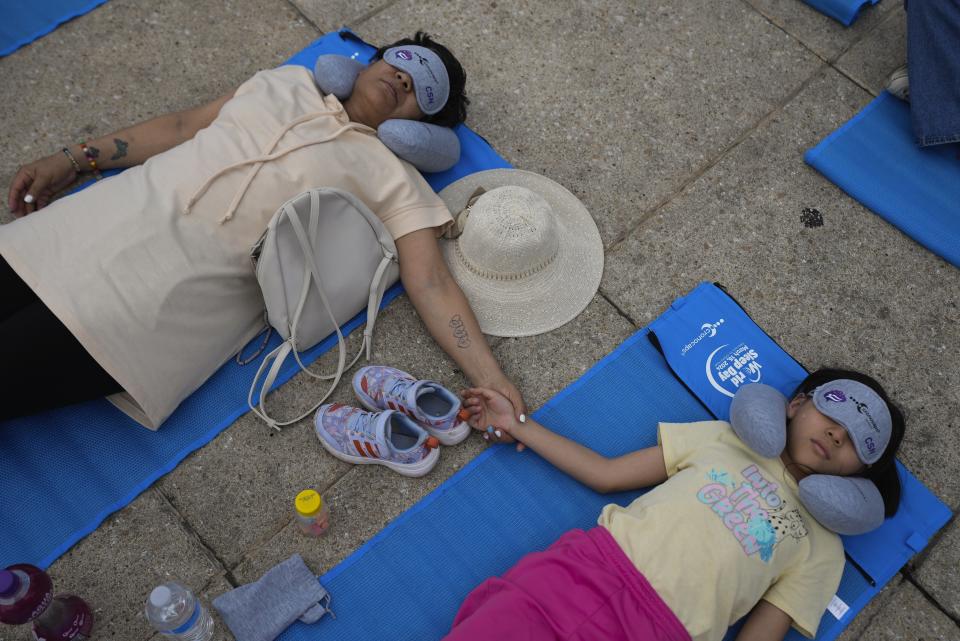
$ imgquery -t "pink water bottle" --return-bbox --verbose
[0,564,94,640]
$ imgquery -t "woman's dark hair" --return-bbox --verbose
[791,368,905,517]
[372,31,469,128]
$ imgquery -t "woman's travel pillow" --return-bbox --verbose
[314,55,460,173]
[728,383,886,536]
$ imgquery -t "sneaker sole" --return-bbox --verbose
[314,417,440,478]
[353,394,470,446]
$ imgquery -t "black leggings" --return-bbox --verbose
[1,256,121,421]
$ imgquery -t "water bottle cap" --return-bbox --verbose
[149,585,173,607]
[0,570,18,597]
[295,489,322,517]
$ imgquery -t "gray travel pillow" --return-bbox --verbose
[314,55,460,173]
[729,383,885,536]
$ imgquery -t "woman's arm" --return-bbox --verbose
[462,387,668,493]
[395,228,527,419]
[8,90,234,215]
[735,601,793,641]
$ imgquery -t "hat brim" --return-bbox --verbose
[439,169,604,337]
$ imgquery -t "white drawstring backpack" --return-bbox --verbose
[247,188,399,430]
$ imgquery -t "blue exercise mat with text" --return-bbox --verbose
[801,0,880,26]
[0,29,509,570]
[0,0,109,57]
[806,91,960,268]
[279,282,949,641]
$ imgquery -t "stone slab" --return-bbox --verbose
[848,578,960,640]
[743,0,898,61]
[602,65,960,508]
[289,0,396,32]
[354,0,820,246]
[835,5,906,95]
[836,575,904,641]
[914,516,960,620]
[3,489,222,641]
[0,0,318,225]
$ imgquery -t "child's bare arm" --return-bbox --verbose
[735,601,792,641]
[461,388,667,493]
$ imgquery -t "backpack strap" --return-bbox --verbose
[247,192,351,429]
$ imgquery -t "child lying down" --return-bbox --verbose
[446,368,904,641]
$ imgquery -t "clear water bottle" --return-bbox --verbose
[144,582,214,641]
[0,564,94,640]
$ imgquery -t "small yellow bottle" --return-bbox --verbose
[294,489,330,537]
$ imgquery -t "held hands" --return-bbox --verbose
[461,387,527,449]
[7,152,78,217]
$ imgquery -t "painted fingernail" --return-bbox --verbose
[23,194,35,204]
[483,433,490,441]
[495,430,502,438]
[519,414,526,423]
[486,425,495,434]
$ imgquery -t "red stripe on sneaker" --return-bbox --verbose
[360,376,369,394]
[364,442,379,459]
[352,440,367,457]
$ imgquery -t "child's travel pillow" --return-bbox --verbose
[729,383,886,535]
[314,55,461,173]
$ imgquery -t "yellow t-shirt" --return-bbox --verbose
[598,421,844,641]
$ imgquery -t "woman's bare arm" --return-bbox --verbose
[395,228,527,421]
[8,91,234,215]
[67,91,235,171]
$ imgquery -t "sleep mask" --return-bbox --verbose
[812,379,892,465]
[383,45,450,115]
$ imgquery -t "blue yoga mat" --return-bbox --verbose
[281,283,949,641]
[0,30,509,570]
[0,0,108,57]
[801,0,880,26]
[806,91,960,268]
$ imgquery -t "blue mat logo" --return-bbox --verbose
[680,319,725,356]
[706,343,763,398]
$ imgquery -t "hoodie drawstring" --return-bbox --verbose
[183,110,370,223]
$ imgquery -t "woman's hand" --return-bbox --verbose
[8,152,78,217]
[461,387,524,442]
[482,377,529,451]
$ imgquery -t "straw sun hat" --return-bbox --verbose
[439,169,604,337]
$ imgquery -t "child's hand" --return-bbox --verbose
[460,387,523,444]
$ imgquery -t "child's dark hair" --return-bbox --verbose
[792,368,904,517]
[372,31,469,128]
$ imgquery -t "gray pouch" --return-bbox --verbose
[213,554,332,641]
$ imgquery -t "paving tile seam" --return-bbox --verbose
[736,0,891,66]
[604,60,836,256]
[344,0,404,31]
[153,486,239,587]
[598,288,641,329]
[906,512,958,581]
[282,0,325,34]
[902,568,960,629]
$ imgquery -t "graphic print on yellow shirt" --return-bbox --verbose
[698,463,808,562]
[599,421,844,641]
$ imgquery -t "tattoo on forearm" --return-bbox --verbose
[449,314,471,349]
[110,138,128,161]
[88,145,100,159]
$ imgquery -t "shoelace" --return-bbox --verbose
[384,375,416,407]
[344,408,381,444]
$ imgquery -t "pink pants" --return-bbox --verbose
[443,527,691,641]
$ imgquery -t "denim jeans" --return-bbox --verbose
[906,0,960,146]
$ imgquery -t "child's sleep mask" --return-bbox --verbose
[811,380,892,466]
[729,382,889,536]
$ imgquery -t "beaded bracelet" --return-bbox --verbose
[61,147,82,173]
[79,141,103,180]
